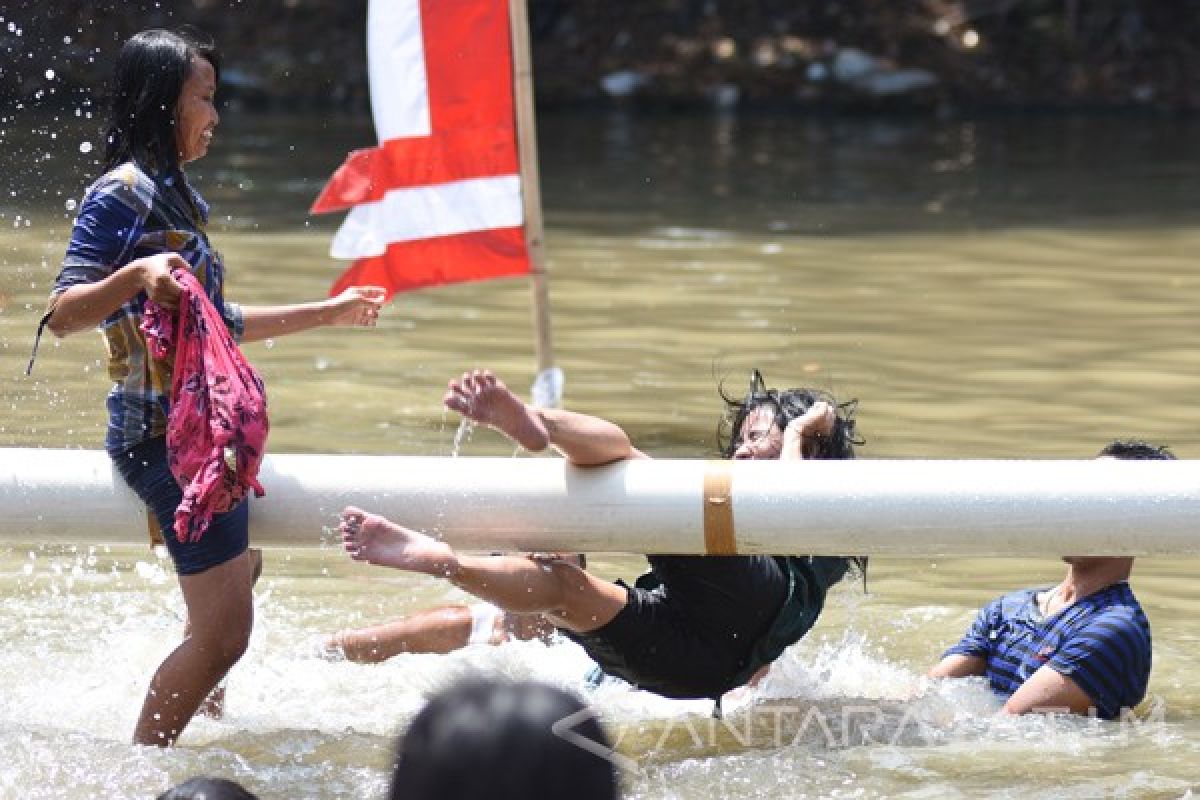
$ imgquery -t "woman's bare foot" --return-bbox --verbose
[340,506,456,576]
[443,369,549,452]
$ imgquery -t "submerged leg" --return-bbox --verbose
[328,605,482,662]
[328,603,558,662]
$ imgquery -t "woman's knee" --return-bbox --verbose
[180,573,255,664]
[190,611,253,666]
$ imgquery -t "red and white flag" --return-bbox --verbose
[312,0,529,298]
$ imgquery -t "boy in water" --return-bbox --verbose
[929,440,1167,718]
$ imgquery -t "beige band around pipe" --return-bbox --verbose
[703,460,738,555]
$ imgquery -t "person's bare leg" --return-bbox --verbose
[341,507,625,632]
[445,369,647,466]
[193,547,263,719]
[328,605,478,662]
[132,550,256,746]
[328,603,558,662]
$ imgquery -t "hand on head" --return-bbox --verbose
[790,400,836,437]
[781,400,835,460]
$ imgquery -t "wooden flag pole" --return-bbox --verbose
[509,0,562,406]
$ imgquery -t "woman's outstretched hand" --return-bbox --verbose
[326,286,387,327]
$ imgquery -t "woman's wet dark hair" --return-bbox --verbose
[103,28,220,174]
[718,369,862,460]
[390,678,617,800]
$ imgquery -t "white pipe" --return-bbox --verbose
[1,448,1197,555]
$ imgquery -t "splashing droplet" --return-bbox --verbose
[78,141,92,154]
[44,69,55,81]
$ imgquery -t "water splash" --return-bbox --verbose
[450,417,473,456]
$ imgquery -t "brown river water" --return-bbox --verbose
[0,109,1197,798]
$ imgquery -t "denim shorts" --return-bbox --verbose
[111,437,249,576]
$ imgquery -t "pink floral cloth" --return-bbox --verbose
[142,270,268,543]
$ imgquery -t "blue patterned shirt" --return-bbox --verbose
[945,582,1151,719]
[54,162,244,453]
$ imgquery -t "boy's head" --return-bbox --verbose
[1097,440,1175,461]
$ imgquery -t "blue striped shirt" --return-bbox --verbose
[945,582,1151,719]
[53,162,243,453]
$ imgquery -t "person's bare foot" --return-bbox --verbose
[340,506,456,576]
[443,369,549,452]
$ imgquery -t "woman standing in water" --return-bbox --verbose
[40,29,385,746]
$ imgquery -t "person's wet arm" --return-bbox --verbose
[928,653,986,678]
[1001,665,1094,715]
[47,177,183,336]
[238,286,386,342]
[48,253,185,336]
[928,600,996,679]
[781,401,835,461]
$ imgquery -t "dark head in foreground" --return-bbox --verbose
[390,679,618,800]
[157,777,257,800]
[1097,439,1175,461]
